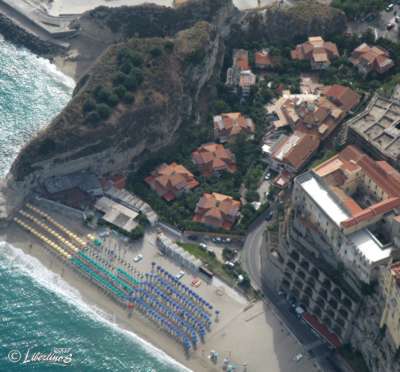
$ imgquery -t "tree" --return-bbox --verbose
[86,111,101,125]
[150,47,162,58]
[122,92,135,104]
[114,85,127,99]
[118,48,143,67]
[97,104,112,120]
[130,225,144,240]
[83,98,96,113]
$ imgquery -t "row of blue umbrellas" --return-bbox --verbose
[156,266,213,311]
[140,283,206,335]
[149,275,211,328]
[134,297,192,350]
[136,289,203,345]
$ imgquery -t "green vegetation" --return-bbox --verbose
[332,0,385,19]
[130,225,145,240]
[81,47,146,125]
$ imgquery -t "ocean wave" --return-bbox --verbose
[0,241,191,372]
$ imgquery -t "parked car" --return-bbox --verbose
[387,22,395,30]
[224,261,235,268]
[133,254,143,263]
[191,278,202,287]
[294,353,304,362]
[265,211,273,221]
[199,242,208,249]
[386,3,394,12]
[175,271,185,280]
[188,235,198,241]
[264,172,271,180]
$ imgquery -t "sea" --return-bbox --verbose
[0,39,186,371]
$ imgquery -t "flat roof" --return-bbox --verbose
[95,197,139,233]
[349,229,391,263]
[299,173,391,263]
[300,175,349,225]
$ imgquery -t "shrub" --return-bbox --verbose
[123,75,138,91]
[107,93,119,107]
[94,86,112,103]
[83,98,96,113]
[97,103,112,119]
[130,225,145,240]
[114,85,127,99]
[113,72,127,86]
[150,47,162,58]
[120,62,133,74]
[130,67,144,85]
[122,92,135,104]
[164,41,174,53]
[118,48,143,67]
[86,111,101,124]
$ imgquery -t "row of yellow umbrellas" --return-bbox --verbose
[26,203,87,247]
[14,217,71,260]
[19,210,79,254]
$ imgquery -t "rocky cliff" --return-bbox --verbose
[0,0,235,220]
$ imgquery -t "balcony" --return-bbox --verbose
[304,286,313,297]
[294,280,303,290]
[312,306,322,318]
[290,250,300,261]
[326,309,335,318]
[297,270,306,280]
[343,297,353,310]
[306,277,316,287]
[336,317,346,328]
[287,261,296,271]
[328,299,338,310]
[322,279,332,291]
[316,297,326,309]
[319,289,328,300]
[300,260,310,271]
[284,271,292,281]
[338,308,349,319]
[310,268,320,280]
[332,287,342,300]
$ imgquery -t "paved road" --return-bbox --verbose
[241,210,345,372]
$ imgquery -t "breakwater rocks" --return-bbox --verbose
[0,14,61,56]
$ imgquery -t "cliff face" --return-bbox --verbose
[1,1,235,220]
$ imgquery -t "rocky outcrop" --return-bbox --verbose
[1,1,235,221]
[0,14,61,56]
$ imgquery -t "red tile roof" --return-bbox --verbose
[192,143,236,177]
[145,162,199,201]
[350,43,394,74]
[213,112,255,141]
[272,130,320,171]
[323,84,360,112]
[254,50,273,68]
[291,37,339,65]
[193,193,241,230]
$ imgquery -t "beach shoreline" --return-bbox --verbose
[2,223,217,372]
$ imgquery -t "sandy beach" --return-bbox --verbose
[3,223,214,372]
[2,202,320,372]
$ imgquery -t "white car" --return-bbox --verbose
[175,271,185,280]
[294,353,303,362]
[199,242,208,249]
[133,254,143,263]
